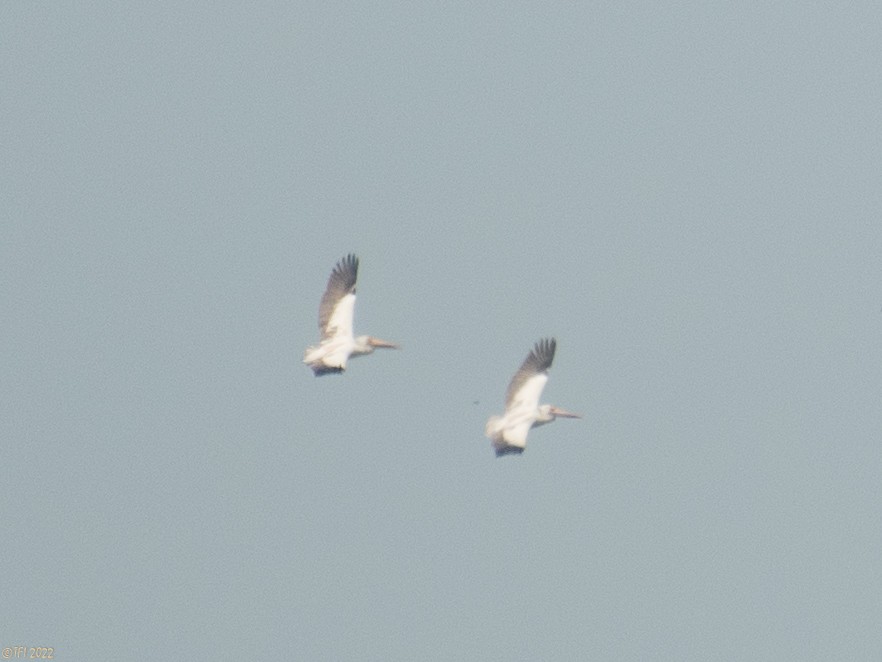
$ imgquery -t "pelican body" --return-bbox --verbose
[303,254,398,376]
[485,338,580,456]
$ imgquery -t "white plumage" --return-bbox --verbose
[303,254,398,376]
[485,338,581,456]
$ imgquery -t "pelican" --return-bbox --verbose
[303,254,398,376]
[485,338,581,456]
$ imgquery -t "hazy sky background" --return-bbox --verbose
[3,3,881,660]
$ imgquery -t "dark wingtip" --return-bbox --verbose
[495,446,525,457]
[530,337,557,372]
[536,337,556,356]
[331,254,359,291]
[312,365,345,377]
[341,253,358,274]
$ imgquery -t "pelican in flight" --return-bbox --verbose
[485,338,581,456]
[303,254,398,376]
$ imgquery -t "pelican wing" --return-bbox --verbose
[504,338,556,409]
[318,254,358,340]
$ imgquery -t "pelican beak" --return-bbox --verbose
[550,406,581,419]
[368,337,399,349]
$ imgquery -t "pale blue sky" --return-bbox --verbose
[3,3,881,660]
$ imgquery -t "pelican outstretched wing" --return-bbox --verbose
[318,254,358,341]
[504,338,556,412]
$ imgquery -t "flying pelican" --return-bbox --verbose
[485,338,581,456]
[303,254,398,376]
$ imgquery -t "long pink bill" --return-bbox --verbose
[549,406,581,419]
[368,337,399,349]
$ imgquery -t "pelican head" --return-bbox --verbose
[353,335,399,356]
[536,404,582,424]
